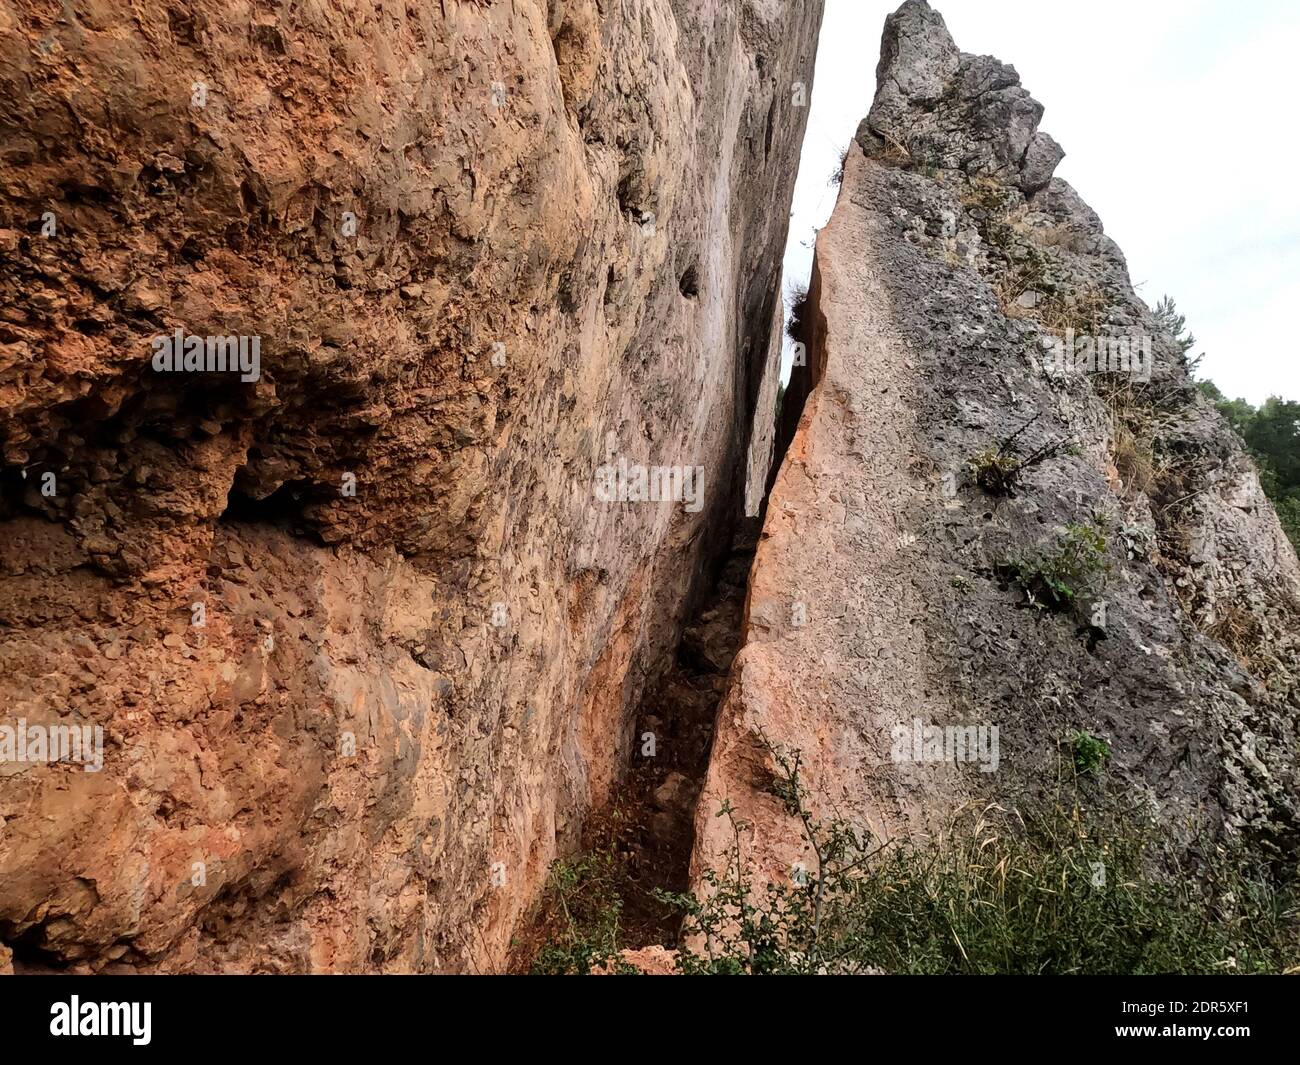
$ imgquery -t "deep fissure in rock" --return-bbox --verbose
[507,274,823,965]
[613,518,758,946]
[596,325,823,951]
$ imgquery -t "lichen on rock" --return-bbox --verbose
[691,0,1300,904]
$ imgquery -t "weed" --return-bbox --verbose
[829,146,849,188]
[966,416,1072,496]
[529,853,638,975]
[535,742,1300,974]
[657,745,1299,974]
[1207,601,1268,675]
[1001,517,1111,611]
[878,130,911,167]
[1034,281,1108,337]
[961,175,1013,217]
[968,448,1022,495]
[992,246,1050,314]
[1070,731,1111,776]
[786,280,809,343]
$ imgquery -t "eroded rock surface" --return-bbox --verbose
[692,0,1300,895]
[0,0,822,972]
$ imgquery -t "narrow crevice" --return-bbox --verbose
[604,274,827,950]
[614,517,759,947]
[509,268,829,967]
[767,261,827,500]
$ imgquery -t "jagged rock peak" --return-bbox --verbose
[858,0,1065,192]
[688,0,1300,917]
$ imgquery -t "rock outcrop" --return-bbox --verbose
[691,1,1300,895]
[0,0,822,972]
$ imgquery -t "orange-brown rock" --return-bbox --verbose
[613,944,676,974]
[0,0,823,972]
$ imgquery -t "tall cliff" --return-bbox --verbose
[0,0,823,972]
[691,1,1300,897]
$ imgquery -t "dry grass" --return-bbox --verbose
[1110,421,1162,496]
[960,175,1008,212]
[1096,375,1184,500]
[992,252,1047,318]
[877,130,912,167]
[1035,223,1089,253]
[1038,281,1108,337]
[968,448,1023,494]
[1207,602,1269,676]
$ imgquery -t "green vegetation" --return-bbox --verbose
[529,853,636,975]
[666,805,1294,975]
[967,447,1022,495]
[1001,517,1111,611]
[1070,731,1111,776]
[1198,383,1300,551]
[967,418,1073,497]
[1154,295,1201,372]
[532,743,1299,974]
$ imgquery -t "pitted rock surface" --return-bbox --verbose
[0,0,823,972]
[691,1,1300,898]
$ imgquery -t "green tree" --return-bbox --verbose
[1243,397,1300,491]
[1197,380,1256,437]
[1155,294,1200,372]
[1169,292,1298,551]
[1197,386,1300,550]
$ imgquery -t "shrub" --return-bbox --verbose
[785,280,809,343]
[658,746,1298,975]
[529,854,637,975]
[968,448,1022,495]
[1001,518,1111,611]
[966,418,1072,497]
[829,145,849,188]
[534,744,1300,975]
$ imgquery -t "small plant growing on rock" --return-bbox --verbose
[967,417,1072,497]
[654,742,1297,974]
[961,175,1012,215]
[1206,601,1269,676]
[829,145,850,188]
[877,129,912,167]
[1039,281,1108,337]
[1071,731,1111,776]
[785,280,810,343]
[655,744,886,975]
[1001,517,1111,611]
[968,447,1023,495]
[533,737,1298,974]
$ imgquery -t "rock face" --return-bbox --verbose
[691,1,1300,893]
[0,0,822,972]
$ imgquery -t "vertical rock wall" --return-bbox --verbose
[0,0,823,972]
[692,1,1300,892]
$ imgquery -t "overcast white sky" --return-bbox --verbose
[783,0,1300,405]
